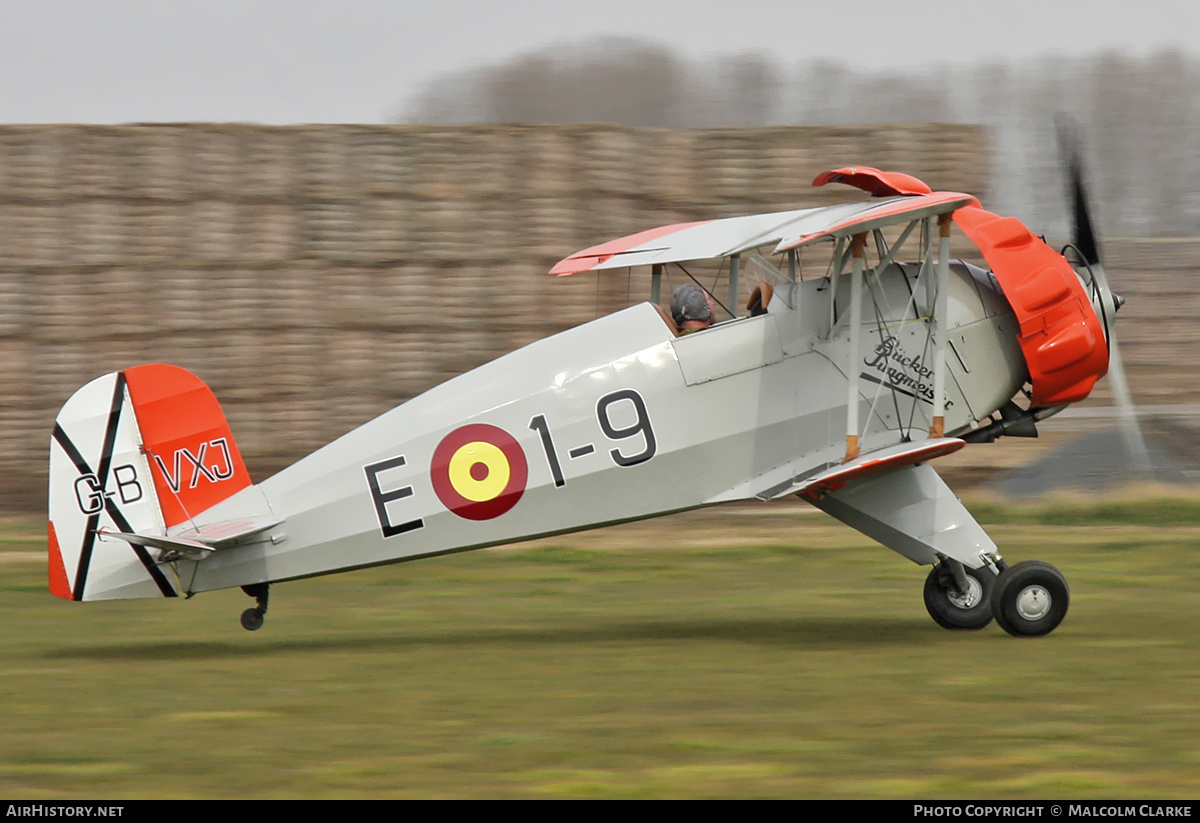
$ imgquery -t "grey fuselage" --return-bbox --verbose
[184,261,1025,593]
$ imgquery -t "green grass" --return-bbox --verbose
[2,498,1199,798]
[967,493,1200,526]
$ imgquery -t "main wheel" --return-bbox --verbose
[923,562,996,630]
[991,561,1069,637]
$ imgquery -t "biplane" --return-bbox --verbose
[48,141,1126,638]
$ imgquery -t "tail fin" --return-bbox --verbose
[48,364,252,601]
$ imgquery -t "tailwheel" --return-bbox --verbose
[239,583,269,632]
[990,561,1069,637]
[923,561,995,630]
[240,608,265,631]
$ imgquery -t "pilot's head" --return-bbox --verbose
[670,284,714,331]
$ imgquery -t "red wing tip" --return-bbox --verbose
[550,254,612,276]
[550,258,591,276]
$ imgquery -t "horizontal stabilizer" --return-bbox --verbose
[98,514,284,562]
[172,515,284,547]
[757,438,965,501]
[97,529,215,562]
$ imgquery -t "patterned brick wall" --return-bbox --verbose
[0,122,1017,510]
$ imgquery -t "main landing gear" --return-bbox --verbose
[990,561,1069,637]
[923,558,1069,637]
[240,583,269,631]
[923,560,996,630]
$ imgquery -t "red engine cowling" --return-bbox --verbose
[953,205,1108,407]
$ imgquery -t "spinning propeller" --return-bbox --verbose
[1056,117,1154,479]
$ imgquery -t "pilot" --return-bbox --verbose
[669,284,716,334]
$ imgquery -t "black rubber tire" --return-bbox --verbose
[240,608,265,632]
[991,560,1069,637]
[923,562,996,630]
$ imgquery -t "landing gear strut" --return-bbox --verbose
[240,583,269,631]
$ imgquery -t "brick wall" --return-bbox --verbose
[17,122,1147,511]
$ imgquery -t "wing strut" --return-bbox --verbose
[728,254,740,320]
[845,233,866,462]
[930,213,952,437]
[650,263,664,304]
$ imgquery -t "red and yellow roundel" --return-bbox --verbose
[431,424,528,520]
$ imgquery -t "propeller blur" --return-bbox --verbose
[1057,116,1153,479]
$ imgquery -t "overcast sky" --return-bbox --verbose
[3,0,1199,124]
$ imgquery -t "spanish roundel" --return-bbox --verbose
[431,424,528,520]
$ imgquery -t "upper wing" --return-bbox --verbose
[550,191,978,276]
[774,191,977,252]
[550,207,827,276]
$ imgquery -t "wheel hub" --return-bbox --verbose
[948,576,983,610]
[1015,585,1052,620]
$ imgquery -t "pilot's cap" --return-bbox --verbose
[670,283,712,326]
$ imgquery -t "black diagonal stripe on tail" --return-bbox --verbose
[60,375,120,599]
[53,418,177,599]
[53,423,107,598]
[103,499,177,598]
[53,423,95,477]
[93,373,126,498]
[69,374,127,599]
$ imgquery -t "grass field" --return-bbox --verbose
[2,496,1199,799]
